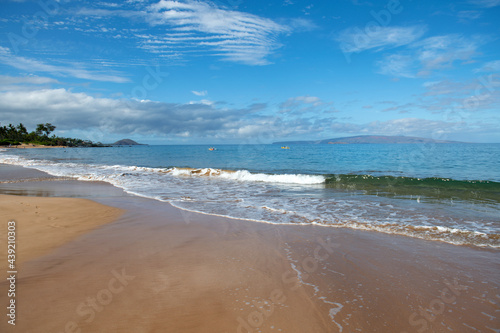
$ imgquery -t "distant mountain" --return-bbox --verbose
[273,135,463,145]
[111,139,145,146]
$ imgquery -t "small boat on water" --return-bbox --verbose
[281,146,290,149]
[208,147,216,151]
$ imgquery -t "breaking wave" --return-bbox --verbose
[1,152,499,248]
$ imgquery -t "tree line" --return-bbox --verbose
[0,123,104,147]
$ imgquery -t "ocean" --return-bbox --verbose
[1,143,499,248]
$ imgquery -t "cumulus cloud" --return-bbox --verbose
[0,88,232,134]
[1,86,494,143]
[0,88,329,141]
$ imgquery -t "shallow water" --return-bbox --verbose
[1,143,499,247]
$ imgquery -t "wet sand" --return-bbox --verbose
[0,164,498,333]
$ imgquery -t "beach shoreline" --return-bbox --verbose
[2,143,68,149]
[0,164,498,332]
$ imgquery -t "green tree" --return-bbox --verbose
[35,123,46,136]
[0,125,6,139]
[16,123,27,135]
[15,123,28,141]
[7,124,16,136]
[43,123,56,137]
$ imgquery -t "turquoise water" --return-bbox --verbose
[1,143,499,247]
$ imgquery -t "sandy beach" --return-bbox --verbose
[0,194,124,273]
[0,164,498,333]
[2,144,68,149]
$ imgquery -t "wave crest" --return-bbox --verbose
[166,167,325,184]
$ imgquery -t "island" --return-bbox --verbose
[273,135,463,145]
[111,139,146,146]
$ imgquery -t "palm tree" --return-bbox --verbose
[0,125,6,139]
[16,123,28,141]
[16,123,27,135]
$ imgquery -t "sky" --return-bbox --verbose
[0,0,499,144]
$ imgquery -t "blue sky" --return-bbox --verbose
[0,0,499,144]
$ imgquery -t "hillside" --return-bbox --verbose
[273,135,463,145]
[111,139,145,146]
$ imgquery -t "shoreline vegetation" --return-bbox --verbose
[0,122,106,147]
[0,122,144,148]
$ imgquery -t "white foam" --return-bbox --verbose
[1,152,498,248]
[219,169,325,184]
[285,247,344,331]
[167,167,325,184]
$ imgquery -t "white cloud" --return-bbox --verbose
[0,88,240,135]
[285,18,318,32]
[330,118,467,138]
[1,87,496,143]
[138,0,289,65]
[0,75,61,92]
[75,1,289,65]
[282,96,322,107]
[189,99,214,105]
[192,90,207,96]
[75,8,142,19]
[0,47,129,83]
[0,75,59,85]
[337,25,426,54]
[467,0,500,7]
[457,10,482,21]
[377,54,417,78]
[377,34,484,78]
[475,60,500,72]
[280,95,336,115]
[0,86,351,142]
[385,76,500,114]
[412,35,481,71]
[0,88,324,141]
